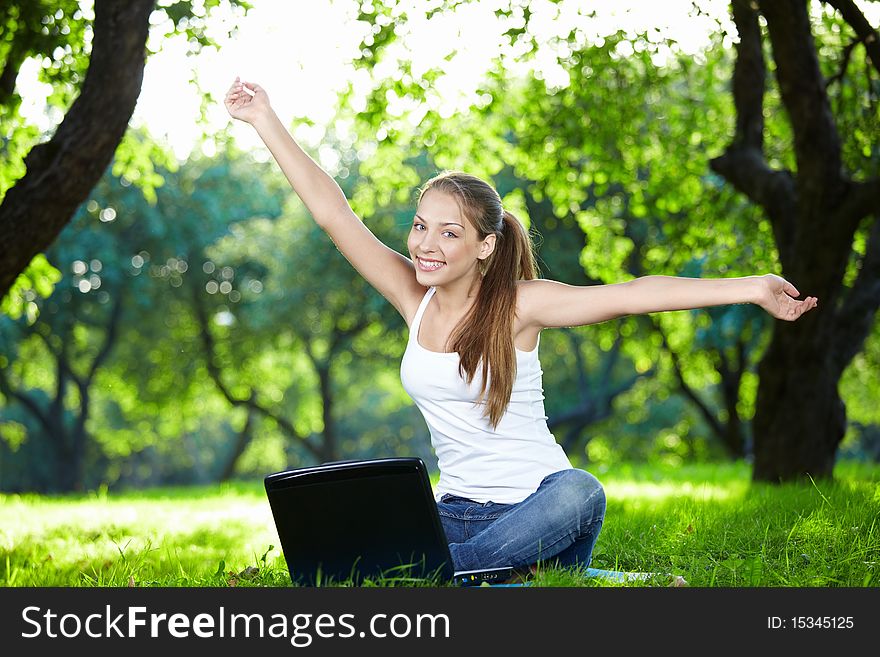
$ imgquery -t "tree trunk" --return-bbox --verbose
[0,0,155,299]
[69,388,90,491]
[317,363,337,463]
[713,0,880,481]
[219,407,255,482]
[752,327,843,481]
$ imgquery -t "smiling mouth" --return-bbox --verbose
[417,257,446,272]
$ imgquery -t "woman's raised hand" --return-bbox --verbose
[755,273,818,321]
[224,76,270,124]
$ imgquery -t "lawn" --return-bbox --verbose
[1,460,877,587]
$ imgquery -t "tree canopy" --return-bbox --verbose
[0,0,248,307]
[1,1,878,491]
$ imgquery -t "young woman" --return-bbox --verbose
[224,77,818,578]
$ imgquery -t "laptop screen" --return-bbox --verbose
[265,459,455,585]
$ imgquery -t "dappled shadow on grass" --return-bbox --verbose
[2,461,877,587]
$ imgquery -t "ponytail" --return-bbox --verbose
[450,209,538,427]
[418,171,539,427]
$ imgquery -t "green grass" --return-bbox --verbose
[1,460,877,587]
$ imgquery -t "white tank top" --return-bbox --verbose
[400,286,572,504]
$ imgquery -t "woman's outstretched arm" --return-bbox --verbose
[224,77,424,319]
[518,273,818,329]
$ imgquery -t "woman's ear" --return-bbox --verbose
[478,233,497,261]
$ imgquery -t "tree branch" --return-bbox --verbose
[825,34,872,89]
[731,0,766,152]
[0,365,53,436]
[561,328,591,394]
[0,0,155,299]
[547,370,650,437]
[548,328,654,447]
[651,316,726,441]
[329,317,371,353]
[0,39,26,107]
[84,292,124,385]
[32,321,62,361]
[32,322,84,392]
[835,177,880,231]
[832,214,880,375]
[219,407,255,482]
[758,0,843,188]
[191,286,323,460]
[823,0,880,75]
[708,148,797,224]
[709,0,797,245]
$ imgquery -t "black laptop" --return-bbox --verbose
[264,457,514,586]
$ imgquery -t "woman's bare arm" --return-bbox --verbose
[517,274,818,329]
[224,78,424,319]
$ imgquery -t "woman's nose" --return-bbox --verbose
[419,230,438,251]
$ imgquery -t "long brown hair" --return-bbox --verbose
[417,171,538,427]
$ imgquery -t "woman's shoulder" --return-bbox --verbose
[514,280,555,339]
[515,278,580,330]
[515,279,555,313]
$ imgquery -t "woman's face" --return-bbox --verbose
[407,189,495,289]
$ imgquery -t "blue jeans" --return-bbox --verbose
[437,468,606,571]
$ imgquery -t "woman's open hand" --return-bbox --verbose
[756,274,818,321]
[224,76,270,124]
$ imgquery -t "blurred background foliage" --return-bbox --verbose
[1,0,877,491]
